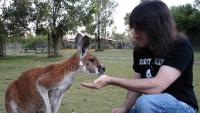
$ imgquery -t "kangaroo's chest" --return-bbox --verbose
[56,72,76,92]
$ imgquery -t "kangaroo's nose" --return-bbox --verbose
[98,65,106,75]
[102,66,105,72]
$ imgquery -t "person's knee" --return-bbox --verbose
[135,94,158,111]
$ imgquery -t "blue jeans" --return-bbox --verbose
[127,93,197,113]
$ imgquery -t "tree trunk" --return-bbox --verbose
[53,37,59,56]
[97,14,101,50]
[50,31,60,57]
[47,31,60,57]
[47,32,52,57]
[97,26,101,50]
[0,36,6,57]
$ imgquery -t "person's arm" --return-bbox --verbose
[122,73,141,110]
[112,72,141,113]
[94,65,181,94]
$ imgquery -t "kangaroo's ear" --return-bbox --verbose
[82,35,90,50]
[80,35,90,56]
[75,33,90,56]
[75,33,83,51]
[81,35,90,55]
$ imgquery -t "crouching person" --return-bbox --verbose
[82,1,199,113]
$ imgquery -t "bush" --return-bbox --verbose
[22,35,47,49]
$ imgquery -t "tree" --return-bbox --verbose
[0,0,33,57]
[123,12,132,38]
[3,0,33,38]
[32,0,96,56]
[194,0,200,10]
[0,0,7,57]
[81,1,98,35]
[171,4,200,34]
[0,20,7,57]
[31,0,50,35]
[0,0,117,56]
[1,0,97,57]
[93,0,118,50]
[124,13,130,26]
[171,4,200,45]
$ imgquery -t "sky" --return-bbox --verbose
[113,0,195,33]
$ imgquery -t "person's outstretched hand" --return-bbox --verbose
[94,75,112,88]
[81,75,112,89]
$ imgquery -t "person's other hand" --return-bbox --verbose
[94,75,112,88]
[112,107,127,113]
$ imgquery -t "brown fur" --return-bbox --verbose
[5,52,101,113]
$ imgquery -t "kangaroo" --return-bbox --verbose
[5,33,105,113]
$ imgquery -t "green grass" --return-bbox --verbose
[0,49,199,113]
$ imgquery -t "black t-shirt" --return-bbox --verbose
[132,39,198,110]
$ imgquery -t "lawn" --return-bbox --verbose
[0,49,199,113]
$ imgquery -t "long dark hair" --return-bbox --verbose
[129,0,179,57]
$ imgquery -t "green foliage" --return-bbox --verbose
[0,20,7,38]
[2,0,33,37]
[33,0,98,56]
[31,1,50,35]
[0,20,7,57]
[0,0,118,56]
[91,0,118,50]
[35,25,49,36]
[124,13,130,26]
[82,1,97,35]
[171,4,200,35]
[46,0,96,35]
[170,4,200,46]
[95,0,118,37]
[22,35,47,48]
